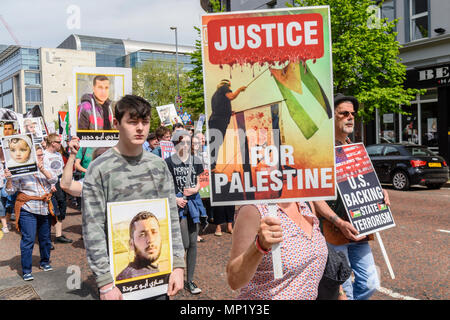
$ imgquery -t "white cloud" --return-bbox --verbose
[0,0,205,48]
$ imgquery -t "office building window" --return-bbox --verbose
[1,78,13,93]
[2,92,13,108]
[26,103,40,112]
[25,87,41,102]
[410,0,429,41]
[24,72,41,85]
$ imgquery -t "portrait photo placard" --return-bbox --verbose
[70,67,132,147]
[107,198,173,300]
[2,134,38,177]
[156,104,182,127]
[19,117,46,144]
[0,120,20,139]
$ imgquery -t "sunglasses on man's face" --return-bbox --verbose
[337,111,357,118]
[52,141,62,144]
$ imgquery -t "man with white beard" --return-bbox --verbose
[313,93,391,300]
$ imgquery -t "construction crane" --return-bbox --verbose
[0,15,21,46]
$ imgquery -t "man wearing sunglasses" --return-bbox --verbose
[314,93,391,300]
[44,133,72,245]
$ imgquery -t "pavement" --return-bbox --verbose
[444,179,450,188]
[0,184,448,300]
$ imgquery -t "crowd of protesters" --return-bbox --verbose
[0,93,390,301]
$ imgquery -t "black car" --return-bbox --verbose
[366,143,449,191]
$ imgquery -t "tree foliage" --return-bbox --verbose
[180,27,205,121]
[180,0,224,120]
[132,60,188,131]
[290,0,423,120]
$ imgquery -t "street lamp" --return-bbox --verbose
[170,26,180,100]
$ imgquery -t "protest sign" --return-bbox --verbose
[335,143,396,237]
[107,198,173,300]
[19,117,46,144]
[198,169,210,198]
[2,134,38,177]
[0,120,20,140]
[202,6,336,206]
[159,141,175,160]
[70,67,132,147]
[195,114,206,133]
[156,104,182,127]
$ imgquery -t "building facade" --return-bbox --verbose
[0,45,95,123]
[1,34,195,124]
[58,34,194,71]
[210,0,450,162]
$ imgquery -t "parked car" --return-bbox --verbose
[366,143,449,191]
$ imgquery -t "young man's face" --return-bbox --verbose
[335,102,356,136]
[161,132,171,141]
[3,124,14,136]
[93,79,110,104]
[115,112,150,146]
[131,218,162,264]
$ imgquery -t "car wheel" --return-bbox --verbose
[426,183,443,190]
[392,171,410,191]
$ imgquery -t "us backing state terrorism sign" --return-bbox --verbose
[202,6,336,206]
[336,143,395,237]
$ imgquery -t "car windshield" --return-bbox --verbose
[404,146,436,156]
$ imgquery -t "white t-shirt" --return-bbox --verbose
[43,150,64,177]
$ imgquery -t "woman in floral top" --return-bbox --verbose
[227,201,330,300]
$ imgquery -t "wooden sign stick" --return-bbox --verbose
[267,203,283,279]
[375,232,395,280]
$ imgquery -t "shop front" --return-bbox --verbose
[374,63,450,163]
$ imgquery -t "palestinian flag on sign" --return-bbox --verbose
[377,203,388,211]
[270,62,332,139]
[58,111,69,137]
[350,209,362,218]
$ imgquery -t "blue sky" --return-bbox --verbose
[0,0,205,48]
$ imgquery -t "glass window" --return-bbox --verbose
[380,113,398,143]
[410,0,429,41]
[421,102,438,149]
[401,104,419,144]
[2,92,13,107]
[26,103,39,112]
[421,88,437,101]
[412,16,428,39]
[384,146,401,156]
[24,72,41,85]
[25,88,41,102]
[1,78,13,93]
[367,145,384,156]
[412,0,428,15]
[405,146,436,156]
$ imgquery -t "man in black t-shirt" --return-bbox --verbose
[208,79,246,170]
